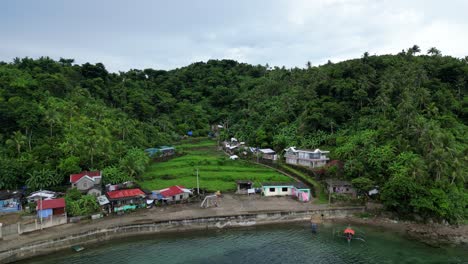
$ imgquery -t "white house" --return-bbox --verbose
[284,147,329,168]
[261,182,311,202]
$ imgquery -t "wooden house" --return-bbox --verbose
[325,179,356,197]
[236,180,253,194]
[258,148,278,161]
[106,188,146,213]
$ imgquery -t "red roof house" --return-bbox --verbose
[105,188,146,213]
[106,188,145,200]
[37,198,66,217]
[70,171,102,183]
[158,186,192,202]
[70,171,103,196]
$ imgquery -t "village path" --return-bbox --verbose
[0,194,330,252]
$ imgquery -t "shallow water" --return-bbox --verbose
[19,223,468,264]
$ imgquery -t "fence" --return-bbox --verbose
[0,215,67,239]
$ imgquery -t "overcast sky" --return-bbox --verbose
[1,0,467,72]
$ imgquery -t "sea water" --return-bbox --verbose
[19,223,468,264]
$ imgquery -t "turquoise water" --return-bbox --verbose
[19,223,467,264]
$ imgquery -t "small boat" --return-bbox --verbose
[344,227,355,242]
[71,245,85,252]
[333,225,366,243]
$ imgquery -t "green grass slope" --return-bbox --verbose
[139,139,290,192]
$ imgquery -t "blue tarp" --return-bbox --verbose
[37,208,53,218]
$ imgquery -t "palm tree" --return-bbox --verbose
[5,131,27,156]
[407,45,421,56]
[44,109,61,137]
[427,47,441,56]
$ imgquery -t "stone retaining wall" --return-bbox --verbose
[0,207,364,263]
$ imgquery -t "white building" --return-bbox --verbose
[261,182,311,202]
[284,147,329,168]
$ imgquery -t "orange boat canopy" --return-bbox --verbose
[344,228,355,235]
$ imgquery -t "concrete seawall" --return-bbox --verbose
[0,207,364,263]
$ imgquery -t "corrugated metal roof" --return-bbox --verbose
[37,198,65,210]
[106,188,145,199]
[70,171,101,183]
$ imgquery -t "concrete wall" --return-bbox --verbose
[0,207,364,263]
[263,186,293,196]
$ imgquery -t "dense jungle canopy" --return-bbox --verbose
[0,47,466,223]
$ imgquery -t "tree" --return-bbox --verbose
[407,45,421,55]
[352,177,374,203]
[119,148,150,178]
[65,189,100,216]
[5,131,27,156]
[102,166,133,184]
[427,47,441,56]
[26,169,62,190]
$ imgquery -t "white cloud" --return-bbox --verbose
[0,0,467,71]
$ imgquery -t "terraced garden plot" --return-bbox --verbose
[139,139,290,192]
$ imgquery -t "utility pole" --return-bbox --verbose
[256,147,259,163]
[196,168,200,196]
[39,193,43,230]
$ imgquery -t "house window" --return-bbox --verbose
[282,187,288,192]
[172,196,175,200]
[269,188,275,192]
[83,182,87,188]
[179,195,183,200]
[346,188,349,191]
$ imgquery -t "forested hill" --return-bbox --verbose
[0,48,467,223]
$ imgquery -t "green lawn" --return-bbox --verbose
[139,139,290,192]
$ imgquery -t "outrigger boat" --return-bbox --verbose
[333,225,366,243]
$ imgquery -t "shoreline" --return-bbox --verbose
[1,207,364,263]
[1,193,467,263]
[331,216,468,247]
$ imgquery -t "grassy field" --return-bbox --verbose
[279,164,329,204]
[139,139,291,192]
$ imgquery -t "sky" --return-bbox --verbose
[1,0,468,72]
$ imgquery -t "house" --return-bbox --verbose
[145,146,175,158]
[27,190,57,203]
[284,147,329,168]
[325,179,356,197]
[36,198,66,218]
[106,188,146,213]
[70,171,102,196]
[158,185,192,202]
[236,180,254,194]
[0,190,22,213]
[261,182,311,202]
[258,148,278,161]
